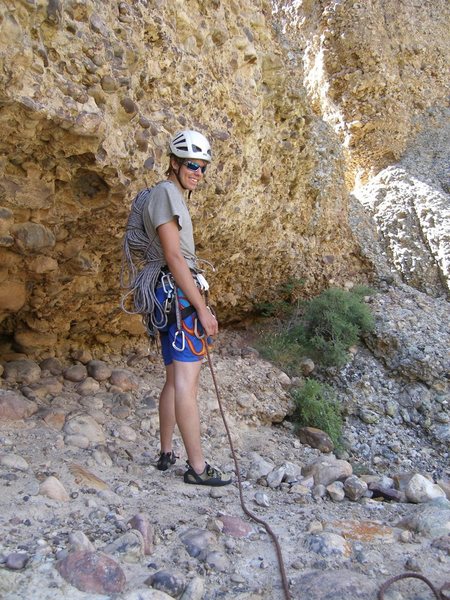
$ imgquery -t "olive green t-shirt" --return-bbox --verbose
[142,181,197,270]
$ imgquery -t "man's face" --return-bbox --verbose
[176,159,208,191]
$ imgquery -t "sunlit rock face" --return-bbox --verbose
[273,0,449,297]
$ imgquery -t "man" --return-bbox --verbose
[122,130,231,486]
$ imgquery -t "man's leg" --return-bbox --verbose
[159,363,176,453]
[173,359,205,474]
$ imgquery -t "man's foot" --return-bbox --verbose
[157,451,177,471]
[184,462,232,486]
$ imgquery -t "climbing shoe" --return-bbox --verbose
[156,451,177,471]
[183,462,232,486]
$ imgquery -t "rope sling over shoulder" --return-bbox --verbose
[120,187,202,337]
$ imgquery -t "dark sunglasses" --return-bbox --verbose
[184,160,207,174]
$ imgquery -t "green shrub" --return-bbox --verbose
[299,287,375,367]
[256,285,375,371]
[256,330,305,375]
[292,378,343,446]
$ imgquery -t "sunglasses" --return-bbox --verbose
[184,161,207,174]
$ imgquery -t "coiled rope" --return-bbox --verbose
[120,187,167,336]
[205,345,291,600]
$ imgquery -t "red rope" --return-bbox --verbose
[205,346,291,600]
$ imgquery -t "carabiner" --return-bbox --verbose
[194,318,205,339]
[162,273,174,295]
[163,296,173,314]
[172,330,186,352]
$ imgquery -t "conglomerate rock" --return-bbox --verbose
[0,0,369,356]
[0,0,449,357]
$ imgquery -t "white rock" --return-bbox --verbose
[277,371,291,387]
[64,414,105,444]
[68,531,95,552]
[405,473,446,503]
[254,492,270,507]
[93,449,113,467]
[246,452,275,480]
[117,424,137,442]
[267,466,285,489]
[39,476,70,502]
[0,453,29,471]
[327,481,345,502]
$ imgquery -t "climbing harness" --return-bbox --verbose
[204,344,292,600]
[378,573,450,600]
[121,186,211,338]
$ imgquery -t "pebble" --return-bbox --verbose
[0,390,38,420]
[344,475,369,501]
[219,515,254,538]
[298,426,334,453]
[109,369,139,391]
[76,377,101,395]
[303,456,353,486]
[254,491,270,507]
[39,476,70,502]
[327,481,345,502]
[405,473,446,503]
[180,528,216,560]
[128,513,154,555]
[68,531,95,552]
[87,360,112,381]
[205,549,230,572]
[64,414,105,444]
[103,530,145,563]
[0,453,29,471]
[146,569,186,597]
[56,550,126,594]
[5,552,29,570]
[63,364,87,382]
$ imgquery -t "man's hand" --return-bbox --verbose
[197,306,218,337]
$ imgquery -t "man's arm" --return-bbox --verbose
[157,219,218,336]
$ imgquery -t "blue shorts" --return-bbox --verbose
[154,284,211,366]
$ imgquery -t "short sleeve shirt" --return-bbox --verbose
[142,181,197,269]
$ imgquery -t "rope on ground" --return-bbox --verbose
[205,346,292,600]
[378,572,450,600]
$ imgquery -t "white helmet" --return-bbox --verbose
[169,130,212,162]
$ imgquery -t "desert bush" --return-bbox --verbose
[292,378,343,446]
[298,286,375,367]
[256,285,375,371]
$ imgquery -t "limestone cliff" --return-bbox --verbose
[0,0,369,356]
[0,0,448,357]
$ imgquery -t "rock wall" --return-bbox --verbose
[0,0,368,357]
[275,0,450,177]
[1,0,449,357]
[273,0,450,296]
